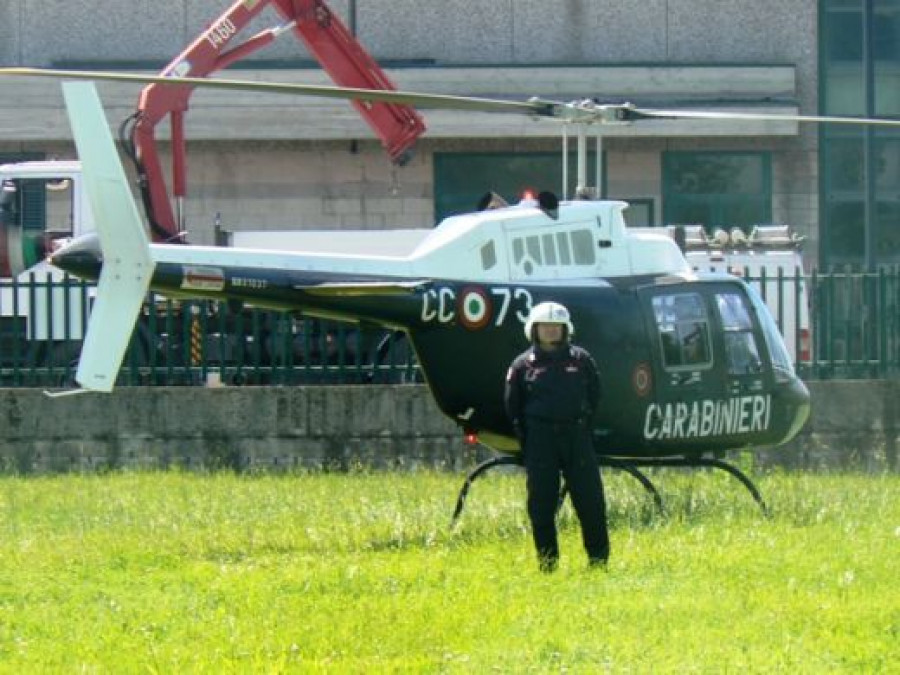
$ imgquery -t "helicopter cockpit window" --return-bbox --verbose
[571,229,596,265]
[716,291,762,375]
[746,284,794,376]
[652,293,712,370]
[480,240,497,270]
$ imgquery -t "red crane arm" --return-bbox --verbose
[129,0,426,241]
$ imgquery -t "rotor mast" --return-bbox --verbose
[562,123,604,201]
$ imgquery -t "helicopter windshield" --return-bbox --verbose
[745,284,795,376]
[715,291,763,375]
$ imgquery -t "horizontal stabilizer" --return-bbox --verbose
[62,82,156,392]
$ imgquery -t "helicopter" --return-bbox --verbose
[3,64,899,520]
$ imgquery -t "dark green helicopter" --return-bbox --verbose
[8,70,897,518]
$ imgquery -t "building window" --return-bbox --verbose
[820,0,900,267]
[662,152,772,232]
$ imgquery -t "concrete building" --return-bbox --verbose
[0,1,897,267]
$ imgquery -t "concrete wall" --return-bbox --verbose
[767,380,900,473]
[0,381,897,475]
[0,385,475,473]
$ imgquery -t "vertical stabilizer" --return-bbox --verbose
[62,82,155,392]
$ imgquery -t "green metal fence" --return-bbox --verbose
[2,269,899,387]
[0,273,420,388]
[806,266,900,379]
[743,264,900,379]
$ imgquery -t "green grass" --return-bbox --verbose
[0,469,897,673]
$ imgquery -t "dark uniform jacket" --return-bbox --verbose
[504,344,601,442]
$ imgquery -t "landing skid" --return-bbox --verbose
[450,453,768,526]
[600,456,770,517]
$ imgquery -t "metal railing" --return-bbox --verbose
[743,264,900,379]
[806,266,900,379]
[2,268,899,387]
[0,274,420,388]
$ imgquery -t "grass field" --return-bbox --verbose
[0,468,897,673]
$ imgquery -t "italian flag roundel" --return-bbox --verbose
[458,287,492,330]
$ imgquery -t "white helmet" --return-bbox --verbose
[524,301,574,341]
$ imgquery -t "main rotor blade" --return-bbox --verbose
[0,67,555,117]
[630,106,900,127]
[5,67,900,128]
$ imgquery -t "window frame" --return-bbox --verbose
[714,290,764,376]
[650,292,715,373]
[662,151,772,232]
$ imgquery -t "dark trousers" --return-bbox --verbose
[523,419,610,569]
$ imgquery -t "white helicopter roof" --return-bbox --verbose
[407,198,691,282]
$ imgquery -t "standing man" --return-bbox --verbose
[504,301,610,572]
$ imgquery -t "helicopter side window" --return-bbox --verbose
[511,235,539,276]
[480,240,497,270]
[556,232,572,264]
[571,229,596,265]
[526,235,543,264]
[542,233,557,265]
[652,293,713,370]
[512,238,525,265]
[715,291,762,375]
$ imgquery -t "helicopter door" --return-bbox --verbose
[640,288,727,443]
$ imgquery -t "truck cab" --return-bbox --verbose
[0,161,93,378]
[0,160,92,276]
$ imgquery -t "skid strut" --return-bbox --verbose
[451,455,522,526]
[450,453,768,525]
